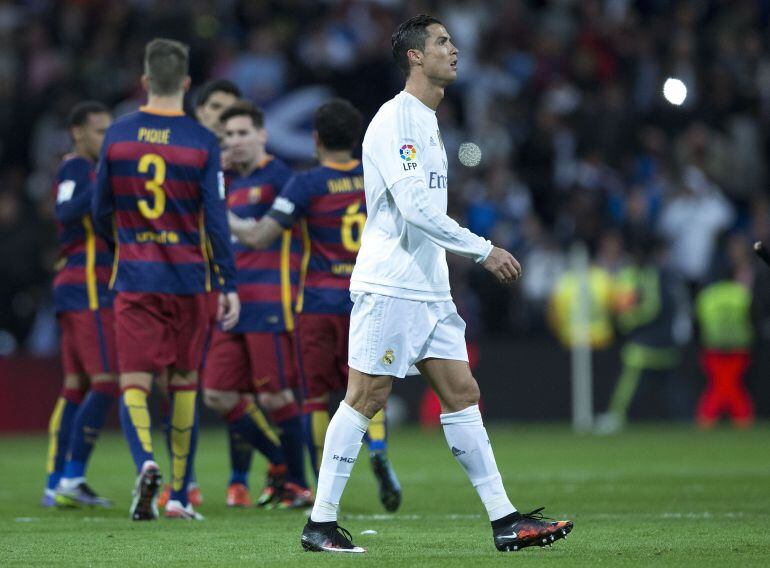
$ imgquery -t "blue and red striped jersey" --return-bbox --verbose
[227,157,300,333]
[52,155,114,313]
[268,160,365,315]
[93,107,236,295]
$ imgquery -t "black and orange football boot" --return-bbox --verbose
[256,464,287,507]
[301,520,366,553]
[492,507,573,552]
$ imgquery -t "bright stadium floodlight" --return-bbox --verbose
[663,77,687,106]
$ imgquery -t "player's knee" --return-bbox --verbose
[91,373,118,385]
[361,396,387,419]
[203,389,237,415]
[90,375,120,397]
[345,388,388,418]
[63,374,85,391]
[120,372,152,392]
[344,372,392,418]
[443,378,480,413]
[465,378,481,406]
[169,369,198,389]
[258,390,294,412]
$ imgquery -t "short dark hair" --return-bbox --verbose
[144,38,189,96]
[391,14,443,76]
[68,101,110,128]
[196,79,241,108]
[314,99,362,151]
[220,100,265,129]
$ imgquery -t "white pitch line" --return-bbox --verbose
[343,513,482,521]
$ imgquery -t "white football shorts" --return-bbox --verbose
[348,292,469,378]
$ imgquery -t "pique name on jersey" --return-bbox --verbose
[137,127,171,144]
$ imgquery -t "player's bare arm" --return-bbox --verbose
[227,210,283,249]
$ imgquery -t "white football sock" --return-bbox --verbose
[59,477,85,490]
[441,404,516,521]
[310,401,369,523]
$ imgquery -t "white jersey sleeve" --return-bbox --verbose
[379,122,425,188]
[390,176,492,262]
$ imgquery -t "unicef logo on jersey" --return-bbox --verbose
[399,144,418,171]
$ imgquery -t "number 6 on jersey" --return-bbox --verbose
[341,200,365,252]
[137,153,166,219]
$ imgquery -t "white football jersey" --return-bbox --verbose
[350,91,491,301]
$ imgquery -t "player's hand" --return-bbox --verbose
[228,211,257,243]
[481,246,522,284]
[218,291,241,331]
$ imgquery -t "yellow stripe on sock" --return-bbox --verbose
[124,389,153,455]
[368,409,386,442]
[246,402,281,446]
[171,390,196,492]
[311,410,330,472]
[46,398,66,475]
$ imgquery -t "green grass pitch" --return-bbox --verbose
[1,424,768,566]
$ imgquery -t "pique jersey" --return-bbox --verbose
[226,157,300,333]
[268,160,365,315]
[93,107,236,295]
[52,155,114,313]
[351,91,492,302]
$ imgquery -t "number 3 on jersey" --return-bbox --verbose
[341,200,365,252]
[137,153,166,219]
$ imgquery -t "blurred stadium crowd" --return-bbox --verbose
[1,0,769,373]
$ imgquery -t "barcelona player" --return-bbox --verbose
[228,99,401,511]
[202,100,311,508]
[44,101,117,509]
[195,79,241,141]
[93,38,239,521]
[198,79,258,507]
[156,78,247,509]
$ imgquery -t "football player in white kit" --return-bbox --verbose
[300,14,573,554]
